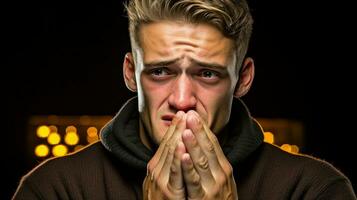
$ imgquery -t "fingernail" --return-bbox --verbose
[176,111,184,119]
[183,129,193,139]
[172,112,183,124]
[182,153,191,164]
[188,114,199,126]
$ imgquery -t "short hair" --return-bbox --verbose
[125,0,253,70]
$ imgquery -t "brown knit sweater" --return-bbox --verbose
[13,97,356,199]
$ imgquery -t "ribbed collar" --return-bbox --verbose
[100,96,263,170]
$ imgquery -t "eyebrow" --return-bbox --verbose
[144,58,180,68]
[189,58,227,70]
[144,57,227,70]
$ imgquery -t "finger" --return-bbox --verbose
[168,141,186,191]
[182,129,215,187]
[186,111,232,176]
[202,122,232,174]
[148,111,185,172]
[158,141,176,184]
[153,113,186,177]
[186,111,226,174]
[161,111,186,143]
[182,153,205,199]
[143,171,155,200]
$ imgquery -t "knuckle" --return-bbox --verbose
[170,164,178,175]
[211,135,219,146]
[164,184,186,200]
[191,174,201,186]
[156,178,165,189]
[161,189,170,199]
[206,142,215,153]
[224,164,233,177]
[168,145,175,155]
[225,191,233,199]
[216,175,225,186]
[147,163,154,174]
[167,182,185,196]
[215,170,227,185]
[207,188,221,199]
[197,156,209,170]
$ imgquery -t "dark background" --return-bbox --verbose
[4,0,356,198]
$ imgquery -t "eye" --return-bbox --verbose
[201,70,217,78]
[196,69,221,84]
[146,67,174,81]
[151,68,169,77]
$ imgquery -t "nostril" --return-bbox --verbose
[169,104,196,113]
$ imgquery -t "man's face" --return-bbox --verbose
[131,21,239,145]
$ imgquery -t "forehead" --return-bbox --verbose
[137,21,235,65]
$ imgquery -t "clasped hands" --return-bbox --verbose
[143,111,238,200]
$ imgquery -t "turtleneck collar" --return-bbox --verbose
[100,96,264,171]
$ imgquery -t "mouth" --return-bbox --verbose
[161,115,174,126]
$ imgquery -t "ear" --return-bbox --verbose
[123,52,137,92]
[234,57,255,98]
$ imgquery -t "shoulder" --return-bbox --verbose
[21,142,109,183]
[13,142,141,199]
[12,142,111,198]
[255,143,349,181]
[237,143,356,198]
[259,143,347,178]
[252,143,355,197]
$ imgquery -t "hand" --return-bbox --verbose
[143,111,187,200]
[181,111,238,200]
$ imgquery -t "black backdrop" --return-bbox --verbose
[4,0,356,198]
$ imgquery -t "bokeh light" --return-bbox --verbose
[52,144,68,157]
[47,132,61,145]
[36,126,50,138]
[35,144,49,157]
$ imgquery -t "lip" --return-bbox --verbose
[161,115,174,126]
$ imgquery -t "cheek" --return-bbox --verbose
[140,77,171,112]
[196,80,233,121]
[197,79,233,104]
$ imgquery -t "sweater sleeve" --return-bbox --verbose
[316,179,357,200]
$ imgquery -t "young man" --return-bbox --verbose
[13,0,356,199]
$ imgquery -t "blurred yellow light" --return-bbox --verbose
[47,132,61,145]
[74,145,84,152]
[281,144,292,152]
[34,144,49,157]
[65,125,77,133]
[263,131,275,144]
[65,131,79,146]
[36,126,50,138]
[48,125,58,133]
[291,145,300,153]
[52,144,68,157]
[87,135,99,144]
[87,127,98,137]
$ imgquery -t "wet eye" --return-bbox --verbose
[196,69,221,84]
[201,70,218,79]
[151,68,168,76]
[147,67,175,81]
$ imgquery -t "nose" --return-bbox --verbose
[168,74,197,112]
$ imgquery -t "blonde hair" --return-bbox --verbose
[125,0,253,69]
